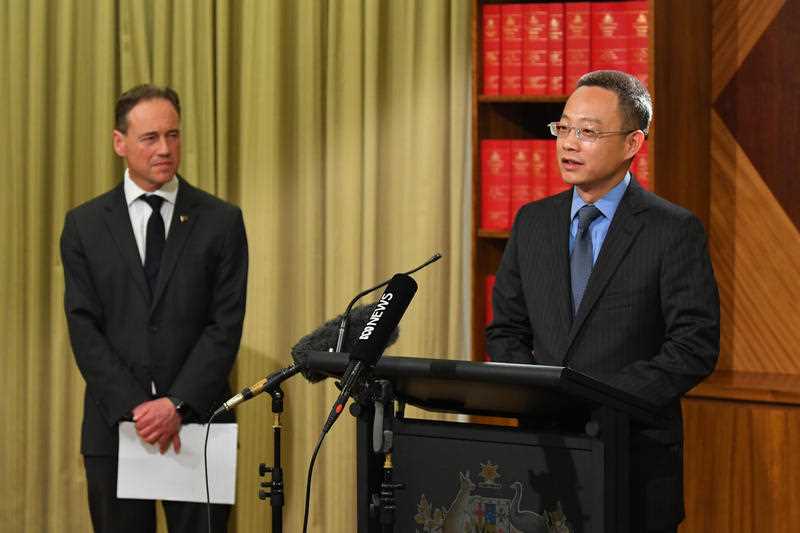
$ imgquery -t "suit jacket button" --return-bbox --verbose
[148,324,158,333]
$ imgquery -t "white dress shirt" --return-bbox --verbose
[123,171,179,265]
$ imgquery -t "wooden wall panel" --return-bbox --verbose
[681,398,800,533]
[709,112,800,373]
[711,0,785,99]
[715,0,800,230]
[710,0,800,374]
[682,2,800,529]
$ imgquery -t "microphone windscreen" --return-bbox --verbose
[349,274,418,366]
[290,301,402,382]
[290,313,342,380]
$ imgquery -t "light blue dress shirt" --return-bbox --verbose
[568,173,631,264]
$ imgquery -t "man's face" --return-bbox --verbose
[557,86,638,199]
[113,98,181,192]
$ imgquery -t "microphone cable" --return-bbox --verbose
[301,430,327,533]
[204,410,221,533]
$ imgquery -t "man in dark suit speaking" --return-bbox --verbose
[486,71,720,532]
[61,85,248,533]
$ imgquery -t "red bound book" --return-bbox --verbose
[531,140,549,201]
[510,140,535,221]
[591,2,629,72]
[633,141,650,190]
[485,274,496,326]
[547,3,565,95]
[523,4,548,95]
[501,4,524,95]
[481,140,512,230]
[483,5,502,95]
[627,1,649,87]
[547,140,571,196]
[564,2,591,91]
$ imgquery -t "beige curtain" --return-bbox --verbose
[0,1,471,531]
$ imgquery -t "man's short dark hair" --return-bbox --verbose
[115,84,181,133]
[576,70,652,136]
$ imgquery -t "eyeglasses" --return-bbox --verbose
[547,122,637,143]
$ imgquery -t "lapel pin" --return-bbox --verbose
[180,214,189,223]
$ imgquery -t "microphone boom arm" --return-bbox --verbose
[334,252,441,352]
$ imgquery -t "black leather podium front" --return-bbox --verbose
[304,352,667,533]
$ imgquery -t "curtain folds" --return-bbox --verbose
[0,1,470,531]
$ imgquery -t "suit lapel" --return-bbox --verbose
[545,193,574,340]
[151,177,199,309]
[102,185,151,302]
[562,181,648,362]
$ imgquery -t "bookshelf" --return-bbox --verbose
[470,0,711,361]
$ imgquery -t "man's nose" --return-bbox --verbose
[156,136,171,154]
[561,129,579,151]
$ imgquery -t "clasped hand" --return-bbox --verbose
[132,398,182,454]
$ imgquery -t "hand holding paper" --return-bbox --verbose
[117,422,238,504]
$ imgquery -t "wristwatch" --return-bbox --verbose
[168,396,187,418]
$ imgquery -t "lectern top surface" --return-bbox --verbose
[302,352,666,426]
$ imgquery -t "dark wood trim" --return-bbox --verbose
[477,229,510,239]
[651,0,712,225]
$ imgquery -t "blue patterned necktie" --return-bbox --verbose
[141,195,166,294]
[570,204,602,315]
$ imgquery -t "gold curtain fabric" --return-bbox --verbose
[0,1,471,531]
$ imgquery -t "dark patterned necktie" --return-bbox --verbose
[141,195,166,294]
[570,204,602,314]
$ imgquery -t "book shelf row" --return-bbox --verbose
[482,1,649,96]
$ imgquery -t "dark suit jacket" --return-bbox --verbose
[61,177,248,456]
[486,178,720,527]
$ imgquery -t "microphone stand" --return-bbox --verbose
[256,363,305,533]
[352,379,404,532]
[258,385,285,533]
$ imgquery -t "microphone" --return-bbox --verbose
[291,302,400,383]
[322,273,418,433]
[334,252,441,352]
[214,364,304,416]
[215,302,402,415]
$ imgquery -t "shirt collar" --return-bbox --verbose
[570,172,631,222]
[123,170,179,207]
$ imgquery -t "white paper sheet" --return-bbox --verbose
[117,422,237,504]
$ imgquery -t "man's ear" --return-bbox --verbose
[112,130,127,157]
[625,130,646,160]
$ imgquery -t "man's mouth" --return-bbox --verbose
[561,157,583,170]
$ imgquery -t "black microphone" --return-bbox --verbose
[214,364,304,415]
[291,302,400,383]
[334,252,441,352]
[215,302,401,415]
[322,273,418,433]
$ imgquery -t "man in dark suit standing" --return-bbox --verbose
[486,71,720,532]
[61,85,248,533]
